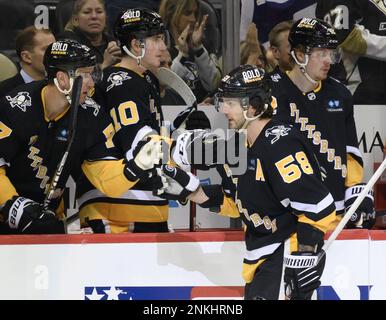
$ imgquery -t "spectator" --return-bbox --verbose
[316,0,386,104]
[240,23,268,71]
[0,26,55,97]
[269,20,294,72]
[159,0,222,103]
[58,0,121,70]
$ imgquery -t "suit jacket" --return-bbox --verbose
[0,73,24,98]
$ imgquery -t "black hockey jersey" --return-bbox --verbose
[0,81,128,212]
[316,0,386,104]
[217,120,336,283]
[77,65,168,224]
[271,71,363,213]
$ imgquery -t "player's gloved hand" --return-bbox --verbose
[153,165,200,201]
[284,250,326,300]
[0,196,64,234]
[124,136,163,182]
[344,184,376,229]
[171,129,220,171]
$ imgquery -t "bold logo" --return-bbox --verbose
[242,68,263,83]
[106,72,131,91]
[298,17,317,29]
[265,125,291,144]
[6,92,32,112]
[123,9,141,23]
[379,22,386,31]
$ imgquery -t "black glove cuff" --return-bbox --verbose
[124,159,148,182]
[297,222,324,248]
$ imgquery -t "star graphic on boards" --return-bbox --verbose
[85,287,105,300]
[103,287,124,300]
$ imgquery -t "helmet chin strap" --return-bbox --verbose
[291,50,318,85]
[123,42,146,66]
[239,104,268,130]
[54,77,74,104]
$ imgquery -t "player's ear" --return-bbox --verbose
[56,71,70,90]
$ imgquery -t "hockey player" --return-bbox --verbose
[153,65,337,300]
[77,8,209,233]
[271,18,375,229]
[0,39,163,234]
[316,0,386,104]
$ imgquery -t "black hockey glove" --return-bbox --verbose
[1,196,64,234]
[344,184,376,229]
[284,250,326,300]
[153,165,200,202]
[124,136,163,182]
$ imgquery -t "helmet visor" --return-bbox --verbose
[310,48,341,64]
[214,93,249,112]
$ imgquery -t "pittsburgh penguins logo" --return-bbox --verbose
[106,71,131,91]
[6,92,32,112]
[265,125,291,144]
[81,97,101,116]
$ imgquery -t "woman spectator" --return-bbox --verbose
[58,0,121,70]
[159,0,221,103]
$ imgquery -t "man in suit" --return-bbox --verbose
[0,26,55,97]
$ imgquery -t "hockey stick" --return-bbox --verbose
[322,157,386,253]
[156,67,197,130]
[156,67,198,231]
[43,76,83,229]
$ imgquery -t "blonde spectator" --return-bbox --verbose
[58,0,121,70]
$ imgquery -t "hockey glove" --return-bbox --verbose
[171,129,220,171]
[124,136,163,182]
[344,184,376,229]
[284,250,326,300]
[153,165,200,201]
[1,196,64,234]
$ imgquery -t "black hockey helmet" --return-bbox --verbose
[215,64,272,115]
[289,18,338,50]
[114,8,167,49]
[43,39,97,79]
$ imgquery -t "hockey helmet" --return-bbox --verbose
[215,65,272,116]
[43,39,99,80]
[114,8,168,49]
[289,18,338,50]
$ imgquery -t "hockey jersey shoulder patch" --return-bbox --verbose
[5,92,32,112]
[264,124,292,144]
[106,71,132,92]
